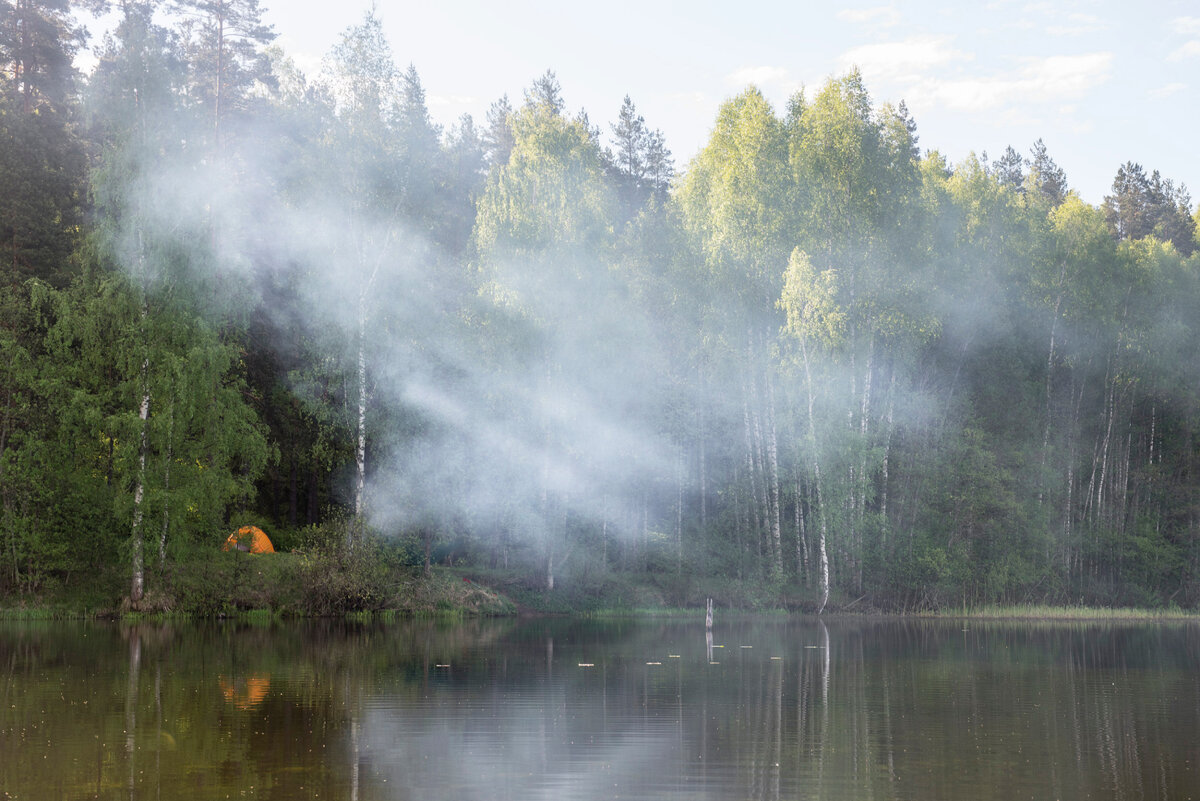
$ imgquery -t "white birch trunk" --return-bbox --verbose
[796,475,809,584]
[1041,277,1066,507]
[130,378,149,603]
[351,288,367,552]
[742,375,763,560]
[799,336,831,614]
[763,338,783,582]
[159,392,174,569]
[856,336,874,592]
[676,446,683,574]
[699,366,708,532]
[880,370,896,547]
[350,238,386,551]
[130,226,150,604]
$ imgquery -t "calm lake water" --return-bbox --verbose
[2,616,1198,800]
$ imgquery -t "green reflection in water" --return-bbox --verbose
[1,617,1197,800]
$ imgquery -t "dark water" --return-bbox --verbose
[2,616,1198,800]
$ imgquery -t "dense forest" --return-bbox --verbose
[3,0,1199,613]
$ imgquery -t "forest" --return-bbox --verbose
[2,0,1200,614]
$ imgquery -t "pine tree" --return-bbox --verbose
[0,0,88,285]
[170,0,275,145]
[482,93,514,169]
[992,145,1024,191]
[1026,138,1067,206]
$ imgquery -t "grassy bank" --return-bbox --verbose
[5,545,1197,622]
[0,547,516,620]
[937,604,1200,620]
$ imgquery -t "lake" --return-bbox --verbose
[1,616,1197,800]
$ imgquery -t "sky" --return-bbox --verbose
[84,0,1199,207]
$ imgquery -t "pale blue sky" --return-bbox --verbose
[89,0,1200,206]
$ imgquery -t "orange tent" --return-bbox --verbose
[222,525,275,554]
[219,674,271,709]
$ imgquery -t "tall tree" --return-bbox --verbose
[0,0,91,113]
[170,0,275,147]
[992,145,1024,191]
[473,76,619,589]
[608,94,673,215]
[482,93,514,169]
[677,86,789,583]
[1103,162,1195,255]
[0,0,90,285]
[315,9,410,551]
[1026,138,1067,206]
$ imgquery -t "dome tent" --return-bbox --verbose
[222,525,275,554]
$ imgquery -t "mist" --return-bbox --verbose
[17,0,1187,609]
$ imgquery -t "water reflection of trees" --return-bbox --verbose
[1,619,1199,799]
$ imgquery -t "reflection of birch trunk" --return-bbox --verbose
[125,629,142,799]
[771,654,782,801]
[817,619,830,796]
[350,718,360,801]
[821,620,830,705]
[155,664,162,797]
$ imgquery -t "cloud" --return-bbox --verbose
[1168,41,1200,61]
[897,51,1112,113]
[1149,82,1187,100]
[1046,13,1107,36]
[429,94,477,107]
[837,6,901,27]
[667,91,709,106]
[839,36,971,80]
[1174,16,1200,35]
[725,66,790,87]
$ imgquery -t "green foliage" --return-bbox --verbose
[4,18,1200,618]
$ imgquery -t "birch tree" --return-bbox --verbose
[473,74,617,590]
[318,11,408,551]
[676,87,790,583]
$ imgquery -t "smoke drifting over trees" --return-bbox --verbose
[2,1,1199,610]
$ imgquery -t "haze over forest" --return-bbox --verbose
[3,0,1200,612]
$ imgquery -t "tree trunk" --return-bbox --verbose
[351,292,367,552]
[698,366,708,533]
[796,475,809,585]
[676,446,683,575]
[855,336,875,593]
[159,391,175,570]
[1041,279,1066,505]
[130,226,151,605]
[799,336,831,614]
[880,370,896,550]
[742,375,764,564]
[763,333,784,582]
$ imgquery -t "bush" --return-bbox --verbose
[294,538,393,615]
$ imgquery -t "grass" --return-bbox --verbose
[939,603,1200,620]
[580,606,792,618]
